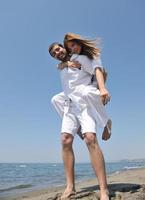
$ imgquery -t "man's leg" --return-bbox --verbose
[84,132,109,200]
[60,111,80,199]
[61,133,75,199]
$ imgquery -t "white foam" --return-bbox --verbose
[19,165,27,168]
[124,166,143,170]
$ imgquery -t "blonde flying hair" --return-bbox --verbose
[64,33,108,84]
[64,33,101,60]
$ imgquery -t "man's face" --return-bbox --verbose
[50,45,67,61]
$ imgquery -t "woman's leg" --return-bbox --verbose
[51,93,83,139]
[51,92,65,117]
[84,132,109,200]
[82,86,111,140]
[102,119,112,140]
[61,133,75,199]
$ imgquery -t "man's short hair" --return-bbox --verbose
[48,42,64,57]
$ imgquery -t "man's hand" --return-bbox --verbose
[99,87,111,105]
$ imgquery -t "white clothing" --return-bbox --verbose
[81,85,108,127]
[60,55,105,111]
[51,92,66,117]
[61,103,97,136]
[51,55,99,117]
[60,54,103,97]
[51,92,73,117]
[51,55,109,133]
[51,85,108,129]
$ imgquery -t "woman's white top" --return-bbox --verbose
[60,54,103,98]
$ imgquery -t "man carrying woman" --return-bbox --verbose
[48,33,111,200]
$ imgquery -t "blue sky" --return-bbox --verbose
[0,0,145,163]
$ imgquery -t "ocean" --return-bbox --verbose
[0,160,145,198]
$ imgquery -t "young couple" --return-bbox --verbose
[48,33,112,200]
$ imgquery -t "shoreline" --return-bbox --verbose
[1,167,145,200]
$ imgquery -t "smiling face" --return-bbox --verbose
[66,40,82,54]
[50,44,67,61]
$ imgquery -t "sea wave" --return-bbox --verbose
[124,166,145,170]
[19,165,27,168]
[0,184,32,193]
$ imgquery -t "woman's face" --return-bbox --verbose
[67,41,82,54]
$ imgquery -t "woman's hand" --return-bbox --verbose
[58,60,81,70]
[99,87,111,105]
[67,60,81,69]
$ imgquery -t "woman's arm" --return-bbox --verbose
[95,68,110,105]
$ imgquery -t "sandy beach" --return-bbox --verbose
[1,167,145,200]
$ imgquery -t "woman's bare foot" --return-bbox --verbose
[77,126,84,140]
[60,188,76,199]
[102,119,112,141]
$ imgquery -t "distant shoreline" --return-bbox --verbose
[1,158,145,163]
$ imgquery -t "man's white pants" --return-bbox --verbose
[61,104,97,136]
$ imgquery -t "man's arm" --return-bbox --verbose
[58,61,68,70]
[58,61,81,70]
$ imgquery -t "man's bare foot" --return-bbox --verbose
[77,126,84,140]
[100,189,109,200]
[60,188,76,199]
[102,119,112,141]
[100,194,109,200]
